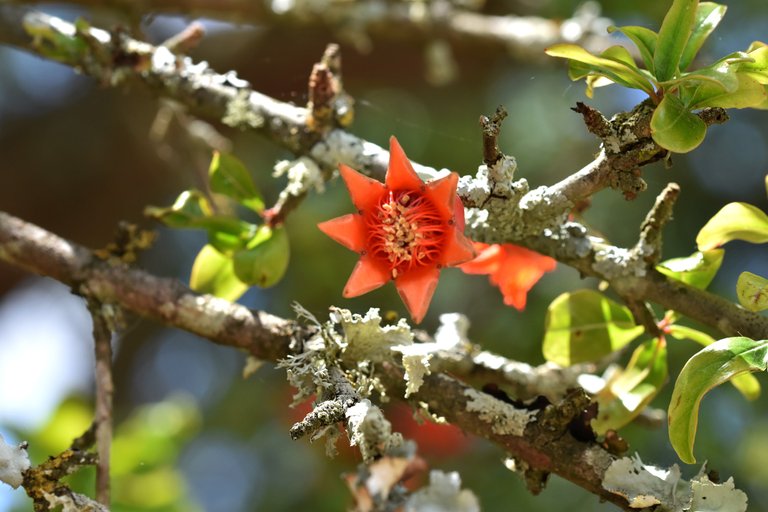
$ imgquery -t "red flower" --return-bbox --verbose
[318,137,475,323]
[460,242,556,310]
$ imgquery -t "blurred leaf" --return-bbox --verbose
[593,337,667,434]
[651,94,707,153]
[209,151,264,213]
[542,290,644,366]
[190,244,248,301]
[608,25,658,73]
[654,0,698,82]
[656,249,723,289]
[204,217,257,254]
[144,190,212,228]
[679,2,728,71]
[739,44,768,84]
[233,225,290,287]
[546,44,655,95]
[687,72,767,109]
[696,202,768,250]
[736,271,768,312]
[669,336,768,463]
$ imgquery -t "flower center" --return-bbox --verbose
[366,190,447,278]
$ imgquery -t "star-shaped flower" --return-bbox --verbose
[460,242,556,310]
[318,137,475,323]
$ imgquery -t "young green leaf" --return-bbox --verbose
[542,290,644,367]
[687,72,767,109]
[203,217,257,254]
[233,225,290,288]
[654,0,699,82]
[739,43,768,84]
[736,271,768,312]
[608,25,658,74]
[668,337,768,463]
[656,249,723,289]
[650,94,707,153]
[593,337,667,434]
[678,2,728,71]
[696,202,768,250]
[209,151,264,213]
[190,244,248,301]
[144,190,212,228]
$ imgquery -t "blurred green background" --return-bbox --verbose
[1,0,768,510]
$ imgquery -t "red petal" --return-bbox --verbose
[440,230,476,267]
[491,245,557,310]
[343,255,391,297]
[459,243,503,274]
[385,137,424,192]
[425,173,458,220]
[395,266,440,324]
[339,164,386,212]
[318,214,367,253]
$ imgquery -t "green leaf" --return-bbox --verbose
[668,324,762,400]
[739,44,768,84]
[608,26,658,73]
[654,0,699,82]
[209,151,264,213]
[668,336,768,463]
[203,217,257,254]
[144,190,212,228]
[678,2,728,71]
[650,94,707,153]
[736,271,768,312]
[696,202,768,250]
[656,249,723,289]
[190,244,248,301]
[545,44,655,95]
[674,61,739,94]
[542,290,644,367]
[687,72,767,109]
[233,226,290,288]
[593,338,667,434]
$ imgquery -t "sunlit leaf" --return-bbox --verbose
[204,217,257,254]
[654,0,698,82]
[650,94,706,153]
[190,244,248,301]
[687,72,767,109]
[608,25,658,73]
[233,225,290,287]
[593,337,667,434]
[542,290,644,367]
[668,336,768,463]
[696,202,768,250]
[736,271,768,312]
[739,44,768,84]
[679,2,728,71]
[674,61,739,93]
[144,190,212,228]
[656,249,723,289]
[209,151,264,213]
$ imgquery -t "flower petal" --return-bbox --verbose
[339,164,386,212]
[385,136,424,192]
[491,245,557,310]
[425,172,458,220]
[343,255,391,297]
[395,266,440,324]
[318,214,367,253]
[459,243,503,274]
[440,230,476,267]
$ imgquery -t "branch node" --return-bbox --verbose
[479,105,508,167]
[161,21,205,54]
[307,43,355,131]
[637,182,680,265]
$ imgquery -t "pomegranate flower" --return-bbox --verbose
[318,137,475,323]
[460,242,556,310]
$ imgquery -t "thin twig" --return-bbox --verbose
[87,300,113,507]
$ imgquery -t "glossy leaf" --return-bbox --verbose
[209,151,264,213]
[650,94,706,153]
[204,217,257,254]
[696,202,768,250]
[656,249,723,289]
[190,244,248,301]
[739,44,768,84]
[233,225,290,287]
[679,2,728,71]
[736,271,768,312]
[667,324,761,400]
[608,25,658,73]
[593,338,667,434]
[687,72,767,109]
[654,0,699,82]
[144,190,212,228]
[668,337,768,463]
[542,290,644,367]
[674,62,739,94]
[545,44,655,95]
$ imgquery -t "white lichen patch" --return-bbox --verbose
[0,434,30,489]
[603,454,748,511]
[434,313,471,351]
[273,156,325,198]
[463,388,535,436]
[404,470,480,512]
[222,90,265,129]
[345,399,403,463]
[391,344,433,398]
[593,246,647,280]
[332,308,413,364]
